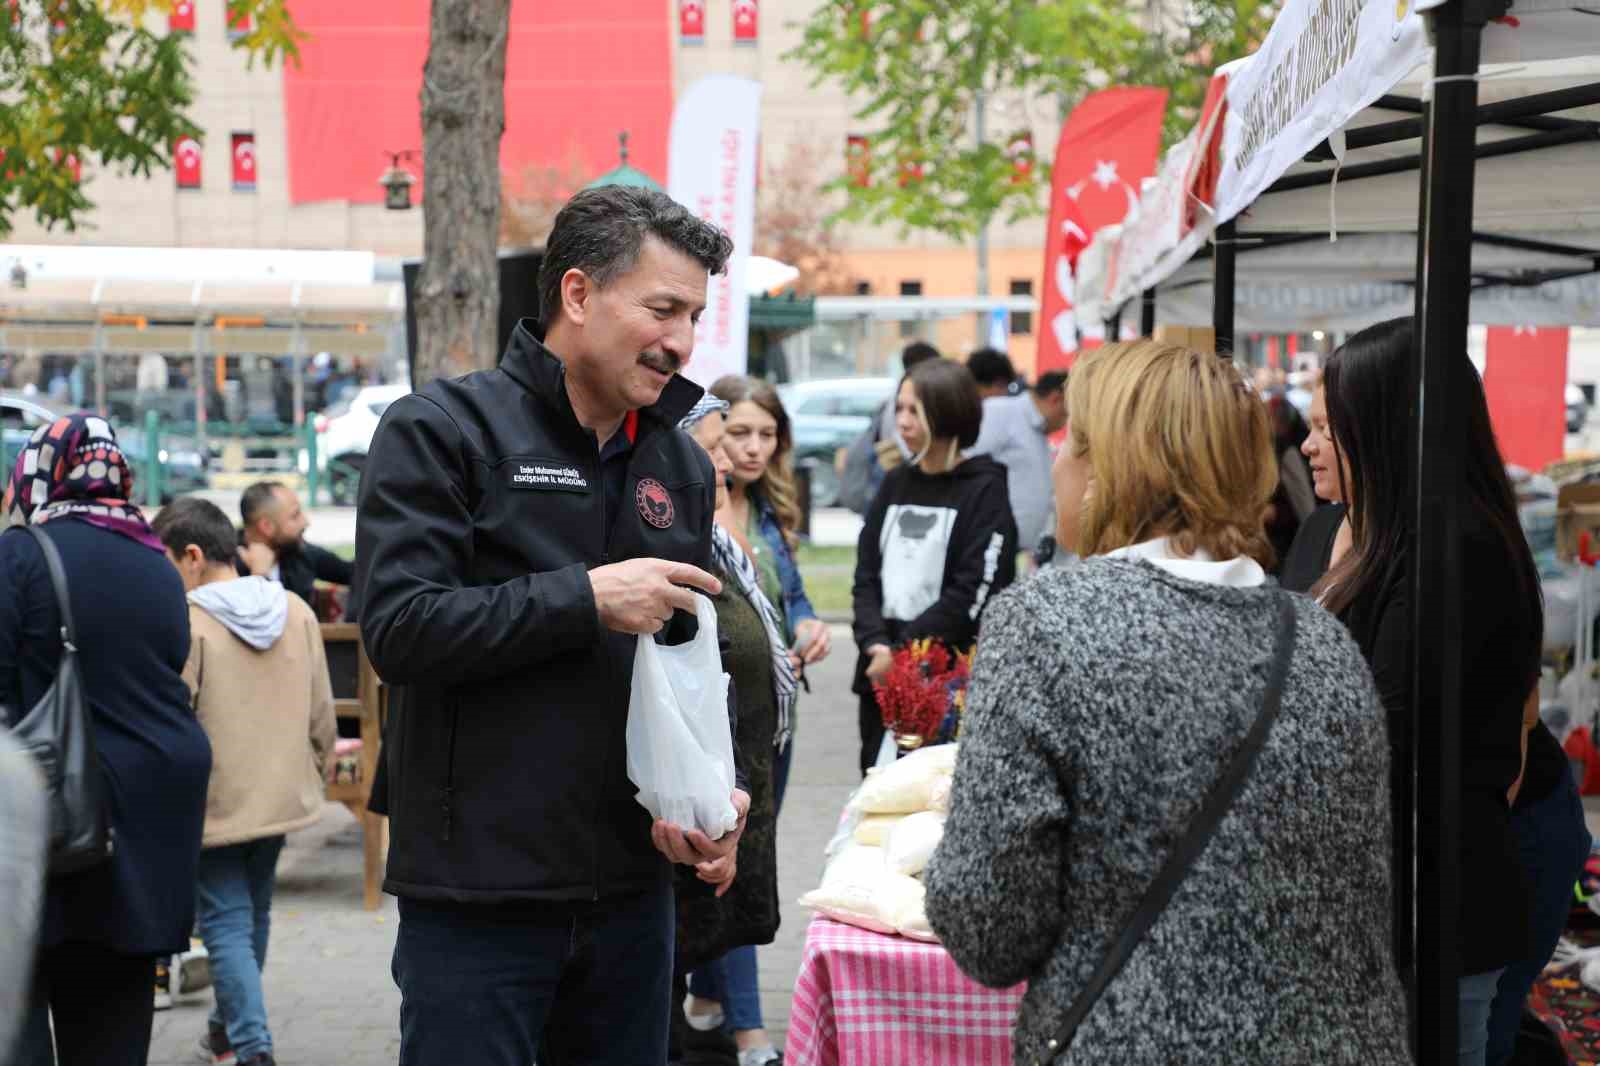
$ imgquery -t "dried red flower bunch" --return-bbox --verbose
[872,639,973,744]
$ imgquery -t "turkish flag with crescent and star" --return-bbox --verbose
[174,136,202,189]
[733,0,757,41]
[680,0,704,42]
[231,132,256,190]
[1036,87,1167,374]
[169,0,194,33]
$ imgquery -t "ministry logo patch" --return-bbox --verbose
[636,478,674,529]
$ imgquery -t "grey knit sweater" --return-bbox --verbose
[924,558,1411,1065]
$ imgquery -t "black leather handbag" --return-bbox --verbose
[3,524,114,875]
[1039,592,1298,1063]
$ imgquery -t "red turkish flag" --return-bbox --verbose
[679,0,703,41]
[846,134,870,188]
[1036,87,1167,374]
[231,132,256,190]
[1484,326,1569,470]
[169,0,194,33]
[174,136,202,189]
[227,5,250,39]
[1006,130,1033,184]
[53,149,80,184]
[732,0,757,41]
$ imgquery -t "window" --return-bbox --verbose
[899,281,922,337]
[1010,279,1033,335]
[854,280,872,295]
[838,391,887,419]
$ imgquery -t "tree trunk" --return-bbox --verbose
[413,0,511,388]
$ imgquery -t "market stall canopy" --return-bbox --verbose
[1119,231,1600,332]
[1076,0,1600,324]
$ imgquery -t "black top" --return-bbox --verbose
[1345,508,1540,975]
[0,520,211,955]
[355,320,727,904]
[1279,503,1345,595]
[851,455,1018,694]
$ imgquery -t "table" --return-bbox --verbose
[787,917,1026,1066]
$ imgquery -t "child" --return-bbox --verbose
[153,498,336,1066]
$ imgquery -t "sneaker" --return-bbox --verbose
[737,1048,781,1066]
[154,959,172,1011]
[197,1021,234,1064]
[682,993,725,1032]
[174,942,212,996]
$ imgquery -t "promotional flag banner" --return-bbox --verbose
[1484,326,1569,471]
[668,75,762,386]
[1036,87,1167,373]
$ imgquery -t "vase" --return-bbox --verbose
[893,731,925,755]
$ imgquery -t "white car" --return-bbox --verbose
[314,384,409,505]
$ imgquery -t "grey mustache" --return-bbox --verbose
[638,353,680,374]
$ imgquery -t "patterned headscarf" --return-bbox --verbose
[3,413,164,553]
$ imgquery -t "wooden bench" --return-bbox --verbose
[320,623,388,910]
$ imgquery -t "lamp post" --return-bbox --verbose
[379,150,420,210]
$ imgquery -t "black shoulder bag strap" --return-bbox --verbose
[1044,591,1299,1061]
[26,524,78,653]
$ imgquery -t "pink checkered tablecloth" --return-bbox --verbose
[786,917,1026,1066]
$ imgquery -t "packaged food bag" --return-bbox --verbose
[885,811,945,876]
[626,595,738,838]
[853,813,906,847]
[851,743,959,814]
[800,844,926,938]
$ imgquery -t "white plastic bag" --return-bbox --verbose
[625,595,738,838]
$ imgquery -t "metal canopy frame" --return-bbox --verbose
[1181,3,1573,1059]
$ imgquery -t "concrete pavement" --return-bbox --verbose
[147,625,862,1065]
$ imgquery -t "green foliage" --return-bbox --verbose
[788,0,1276,240]
[0,0,304,236]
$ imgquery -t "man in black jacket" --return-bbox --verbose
[355,186,748,1066]
[236,480,354,610]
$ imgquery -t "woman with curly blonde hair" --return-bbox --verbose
[925,340,1409,1065]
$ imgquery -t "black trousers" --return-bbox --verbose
[15,942,155,1066]
[858,691,886,778]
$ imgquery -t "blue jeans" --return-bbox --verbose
[688,945,764,1032]
[1486,773,1593,1066]
[393,887,674,1066]
[195,835,286,1062]
[1460,968,1508,1066]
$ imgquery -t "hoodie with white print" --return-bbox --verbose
[183,576,337,848]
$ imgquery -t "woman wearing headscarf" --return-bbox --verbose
[674,395,790,1066]
[1,413,211,1066]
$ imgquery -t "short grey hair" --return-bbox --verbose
[538,186,734,330]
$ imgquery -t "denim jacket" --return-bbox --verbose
[751,490,817,630]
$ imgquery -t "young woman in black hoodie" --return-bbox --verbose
[851,358,1018,775]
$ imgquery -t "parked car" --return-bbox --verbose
[1568,384,1590,434]
[313,383,409,505]
[1,394,208,502]
[777,377,898,507]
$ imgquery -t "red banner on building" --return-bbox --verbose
[231,132,256,190]
[227,6,250,39]
[846,134,870,188]
[679,0,704,42]
[1484,326,1569,471]
[733,0,757,41]
[1036,87,1167,374]
[169,0,194,33]
[175,136,202,189]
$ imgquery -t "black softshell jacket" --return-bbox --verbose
[356,321,732,904]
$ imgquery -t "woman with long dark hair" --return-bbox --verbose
[1310,317,1577,1066]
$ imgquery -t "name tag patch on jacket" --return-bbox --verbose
[507,462,591,492]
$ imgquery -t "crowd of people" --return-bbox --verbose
[0,181,1584,1066]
